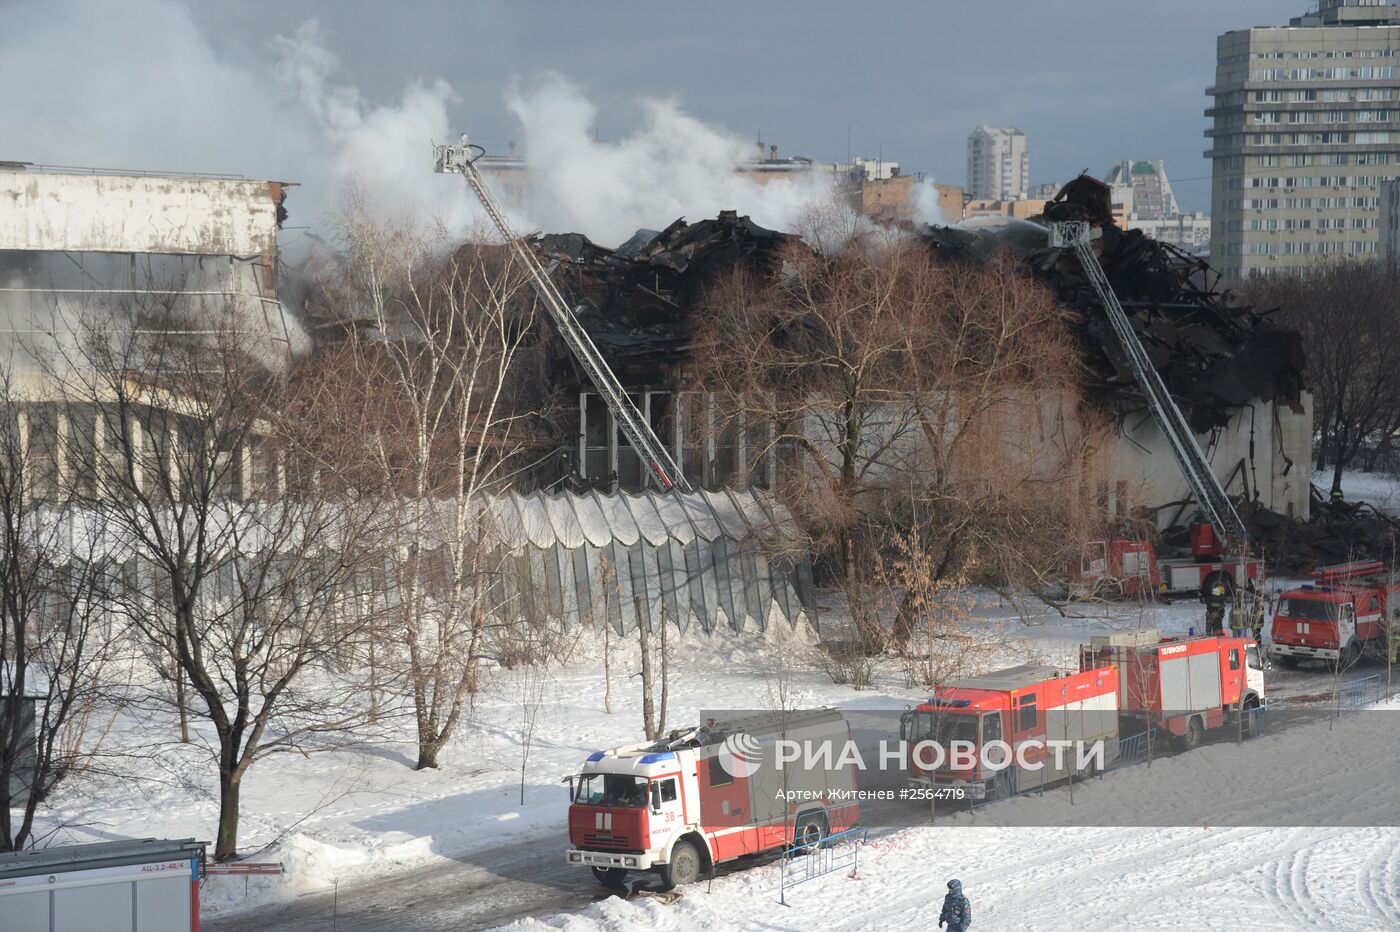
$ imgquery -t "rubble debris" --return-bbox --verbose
[533,210,795,376]
[924,174,1307,432]
[530,175,1305,436]
[1242,489,1400,575]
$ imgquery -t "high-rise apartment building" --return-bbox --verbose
[1104,160,1182,220]
[966,127,1029,200]
[1207,0,1400,280]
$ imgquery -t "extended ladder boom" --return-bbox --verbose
[434,135,691,492]
[1049,221,1248,551]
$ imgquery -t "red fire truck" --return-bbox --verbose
[565,710,858,889]
[1080,629,1265,748]
[1269,561,1400,667]
[901,664,1122,800]
[1072,525,1262,601]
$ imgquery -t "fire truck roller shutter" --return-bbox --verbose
[746,736,787,827]
[1160,654,1223,714]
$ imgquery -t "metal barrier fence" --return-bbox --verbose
[778,825,867,905]
[1337,673,1384,712]
[1117,728,1159,766]
[1242,699,1283,738]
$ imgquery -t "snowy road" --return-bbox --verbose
[203,834,594,931]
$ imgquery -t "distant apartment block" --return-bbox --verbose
[1128,213,1213,253]
[1104,160,1182,220]
[966,127,1029,200]
[1206,0,1400,280]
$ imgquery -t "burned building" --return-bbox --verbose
[531,175,1311,531]
[923,175,1312,524]
[532,210,797,492]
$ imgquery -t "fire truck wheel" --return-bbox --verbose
[590,866,628,887]
[1342,639,1363,668]
[1184,716,1205,751]
[795,813,828,850]
[658,840,702,889]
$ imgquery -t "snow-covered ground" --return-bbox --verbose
[1314,468,1400,515]
[504,693,1400,931]
[31,590,1399,929]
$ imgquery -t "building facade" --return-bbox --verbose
[1104,160,1182,221]
[1207,0,1400,280]
[966,126,1030,200]
[1128,212,1213,253]
[0,162,296,501]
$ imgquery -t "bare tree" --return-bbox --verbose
[694,232,1110,654]
[1245,261,1400,493]
[322,203,553,770]
[0,368,126,851]
[46,297,390,861]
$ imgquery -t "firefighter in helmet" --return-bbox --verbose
[939,878,972,931]
[1245,578,1267,642]
[1204,577,1229,634]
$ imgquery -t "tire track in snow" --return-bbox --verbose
[997,828,1275,928]
[1356,836,1400,926]
[1262,838,1319,928]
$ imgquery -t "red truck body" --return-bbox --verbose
[1270,560,1400,665]
[1072,534,1261,600]
[566,710,858,888]
[903,664,1121,800]
[1079,629,1265,745]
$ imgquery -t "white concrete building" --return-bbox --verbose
[0,161,298,501]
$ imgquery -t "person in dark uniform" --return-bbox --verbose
[1205,578,1229,635]
[939,878,971,931]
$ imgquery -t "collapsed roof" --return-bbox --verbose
[533,210,795,377]
[923,175,1307,431]
[532,178,1305,433]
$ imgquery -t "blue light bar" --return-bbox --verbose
[586,750,605,762]
[926,698,973,708]
[638,752,675,764]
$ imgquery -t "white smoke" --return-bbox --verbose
[0,1,840,244]
[270,21,474,231]
[909,179,950,226]
[502,74,836,245]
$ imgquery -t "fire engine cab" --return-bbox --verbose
[1270,561,1400,667]
[902,664,1121,800]
[1080,629,1264,748]
[565,710,858,889]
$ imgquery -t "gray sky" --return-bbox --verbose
[5,0,1297,225]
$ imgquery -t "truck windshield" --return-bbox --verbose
[910,710,980,749]
[574,773,648,807]
[1279,598,1337,622]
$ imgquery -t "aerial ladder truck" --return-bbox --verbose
[433,134,691,493]
[1049,220,1261,632]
